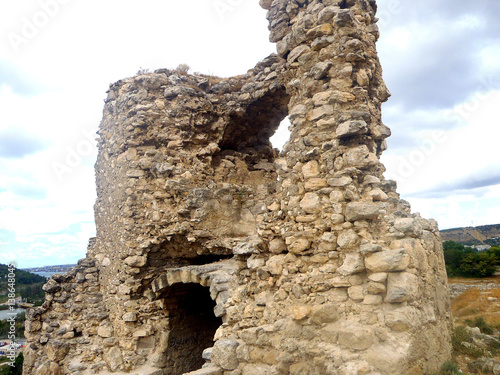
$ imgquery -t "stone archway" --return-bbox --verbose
[149,260,239,374]
[162,283,222,375]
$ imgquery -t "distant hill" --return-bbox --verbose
[0,264,46,305]
[440,224,500,247]
[23,264,76,275]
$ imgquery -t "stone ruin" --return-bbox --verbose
[23,0,453,374]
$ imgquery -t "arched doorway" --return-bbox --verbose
[162,283,222,375]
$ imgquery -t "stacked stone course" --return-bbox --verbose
[24,1,452,374]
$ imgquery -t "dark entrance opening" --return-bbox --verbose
[163,283,222,375]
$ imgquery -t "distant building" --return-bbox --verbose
[474,245,492,252]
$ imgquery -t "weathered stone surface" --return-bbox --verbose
[300,192,321,213]
[336,120,368,138]
[386,272,420,303]
[104,347,124,372]
[338,326,375,350]
[311,303,339,324]
[365,249,410,272]
[24,2,452,375]
[345,202,383,222]
[338,253,365,276]
[337,229,359,248]
[269,238,286,254]
[212,339,239,371]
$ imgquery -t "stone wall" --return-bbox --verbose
[24,1,452,374]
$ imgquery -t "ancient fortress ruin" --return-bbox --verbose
[24,0,453,374]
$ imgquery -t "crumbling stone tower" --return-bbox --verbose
[24,1,452,374]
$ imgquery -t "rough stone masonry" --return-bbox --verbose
[23,0,453,374]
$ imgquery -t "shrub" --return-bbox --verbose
[443,240,498,277]
[135,67,150,76]
[439,361,463,375]
[466,316,494,335]
[452,326,484,358]
[175,64,190,75]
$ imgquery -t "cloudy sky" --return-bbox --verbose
[0,0,498,268]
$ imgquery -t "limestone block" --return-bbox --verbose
[394,218,423,237]
[97,324,114,338]
[338,253,365,276]
[371,123,392,139]
[362,295,383,305]
[348,285,365,302]
[212,339,239,371]
[104,347,124,372]
[288,45,311,64]
[266,255,286,275]
[242,364,274,375]
[311,303,339,324]
[122,312,137,322]
[305,178,328,190]
[386,272,420,303]
[42,279,60,293]
[345,202,383,222]
[292,305,312,320]
[327,176,352,187]
[289,104,307,120]
[338,326,375,350]
[368,272,388,283]
[180,268,192,283]
[337,229,358,248]
[366,281,386,294]
[118,284,132,295]
[318,6,338,23]
[167,269,182,285]
[343,146,377,169]
[300,192,321,214]
[124,255,147,267]
[308,105,334,121]
[365,249,410,272]
[184,367,222,375]
[336,120,368,138]
[288,238,311,254]
[234,236,263,255]
[152,274,168,293]
[369,188,388,202]
[302,160,320,178]
[311,61,332,79]
[45,341,70,362]
[247,256,265,269]
[360,243,383,254]
[269,238,286,254]
[356,69,370,86]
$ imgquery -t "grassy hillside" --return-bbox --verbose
[0,264,46,305]
[441,224,500,246]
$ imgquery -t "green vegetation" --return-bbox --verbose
[465,316,495,335]
[0,264,46,305]
[443,241,500,278]
[438,361,463,375]
[452,325,484,358]
[0,353,23,375]
[0,313,26,339]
